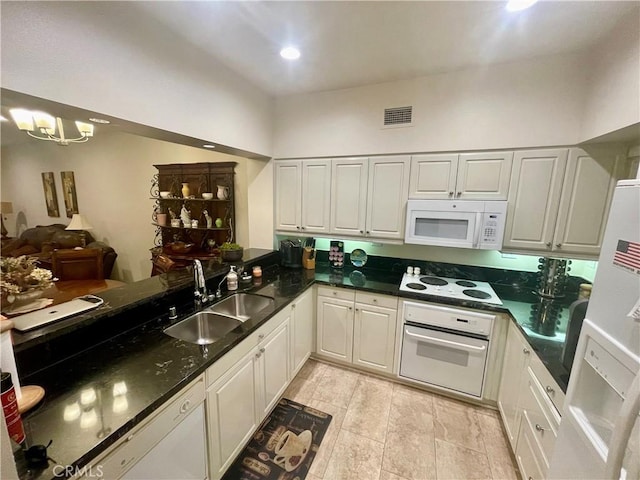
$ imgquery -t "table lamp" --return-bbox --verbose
[66,213,94,247]
[1,202,13,239]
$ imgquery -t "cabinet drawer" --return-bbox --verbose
[317,286,355,302]
[355,291,398,310]
[529,352,565,413]
[94,375,206,479]
[522,366,560,467]
[516,411,547,480]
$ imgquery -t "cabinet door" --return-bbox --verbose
[366,156,411,239]
[408,154,458,199]
[275,160,302,232]
[122,404,207,480]
[457,151,513,200]
[552,147,624,257]
[316,296,354,362]
[257,318,291,420]
[291,288,314,376]
[497,322,531,450]
[207,350,259,480]
[301,159,332,234]
[353,303,397,374]
[503,149,568,251]
[330,158,368,236]
[515,412,547,480]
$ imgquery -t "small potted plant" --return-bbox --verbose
[219,242,243,262]
[1,256,54,311]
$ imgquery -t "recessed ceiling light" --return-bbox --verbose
[89,117,110,124]
[203,144,216,149]
[505,0,538,11]
[280,46,301,60]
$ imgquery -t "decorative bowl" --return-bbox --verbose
[221,248,243,262]
[159,191,171,198]
[202,192,214,200]
[169,242,195,254]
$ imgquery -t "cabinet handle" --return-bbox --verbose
[301,226,306,230]
[348,306,353,310]
[260,347,265,353]
[456,191,461,197]
[529,477,534,480]
[258,333,265,340]
[256,352,262,358]
[535,424,545,432]
[449,191,454,196]
[359,230,364,234]
[332,292,337,296]
[296,226,300,230]
[125,434,134,442]
[180,399,191,413]
[372,298,377,303]
[366,230,370,235]
[556,243,562,248]
[291,304,296,309]
[523,348,530,354]
[545,385,555,394]
[355,308,359,312]
[546,242,552,248]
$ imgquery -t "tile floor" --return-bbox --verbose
[282,359,519,480]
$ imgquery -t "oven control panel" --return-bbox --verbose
[403,300,495,337]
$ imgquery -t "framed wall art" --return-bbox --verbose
[41,172,60,217]
[61,171,79,218]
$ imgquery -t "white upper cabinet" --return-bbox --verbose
[330,158,369,236]
[275,159,331,234]
[409,152,513,200]
[552,147,624,256]
[366,156,410,239]
[503,149,569,252]
[503,147,626,257]
[331,155,410,240]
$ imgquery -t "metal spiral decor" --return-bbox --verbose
[154,226,163,247]
[149,173,159,197]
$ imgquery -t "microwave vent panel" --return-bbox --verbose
[383,106,413,128]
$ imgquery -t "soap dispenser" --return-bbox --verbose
[226,266,238,291]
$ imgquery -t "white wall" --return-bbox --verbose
[273,53,589,158]
[0,1,274,157]
[580,14,640,142]
[0,133,269,283]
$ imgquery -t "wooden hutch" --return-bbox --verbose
[150,162,236,274]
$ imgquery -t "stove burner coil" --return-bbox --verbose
[462,289,491,299]
[456,280,477,288]
[405,283,427,290]
[419,276,448,286]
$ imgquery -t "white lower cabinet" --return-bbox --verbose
[205,305,291,480]
[80,376,208,480]
[316,286,398,374]
[498,321,563,479]
[291,288,315,376]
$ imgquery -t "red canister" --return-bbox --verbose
[1,371,26,445]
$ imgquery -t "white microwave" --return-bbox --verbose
[404,199,507,250]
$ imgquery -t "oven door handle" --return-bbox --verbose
[405,329,487,352]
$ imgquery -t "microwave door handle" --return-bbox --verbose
[473,212,482,248]
[405,329,486,352]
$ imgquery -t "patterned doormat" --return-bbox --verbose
[222,398,333,480]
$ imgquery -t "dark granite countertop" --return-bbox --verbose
[14,257,571,479]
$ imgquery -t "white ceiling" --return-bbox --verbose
[133,0,639,97]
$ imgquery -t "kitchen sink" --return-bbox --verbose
[206,293,275,321]
[164,312,243,345]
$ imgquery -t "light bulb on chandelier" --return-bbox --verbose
[9,108,95,146]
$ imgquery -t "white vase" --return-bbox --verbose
[216,185,229,200]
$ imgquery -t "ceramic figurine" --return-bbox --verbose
[203,210,213,228]
[180,205,191,227]
[215,217,223,228]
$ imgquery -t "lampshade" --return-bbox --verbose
[66,214,94,231]
[0,202,13,214]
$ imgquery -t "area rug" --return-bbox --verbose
[222,398,333,480]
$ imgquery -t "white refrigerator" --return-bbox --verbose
[549,180,640,480]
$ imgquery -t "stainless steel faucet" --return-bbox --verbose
[193,259,208,304]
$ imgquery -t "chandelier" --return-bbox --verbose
[9,109,94,146]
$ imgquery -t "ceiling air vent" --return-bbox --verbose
[383,106,413,128]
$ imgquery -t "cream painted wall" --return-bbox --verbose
[0,2,273,157]
[273,52,589,158]
[580,14,640,142]
[1,133,267,283]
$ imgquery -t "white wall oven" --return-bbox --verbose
[404,199,507,249]
[399,300,495,398]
